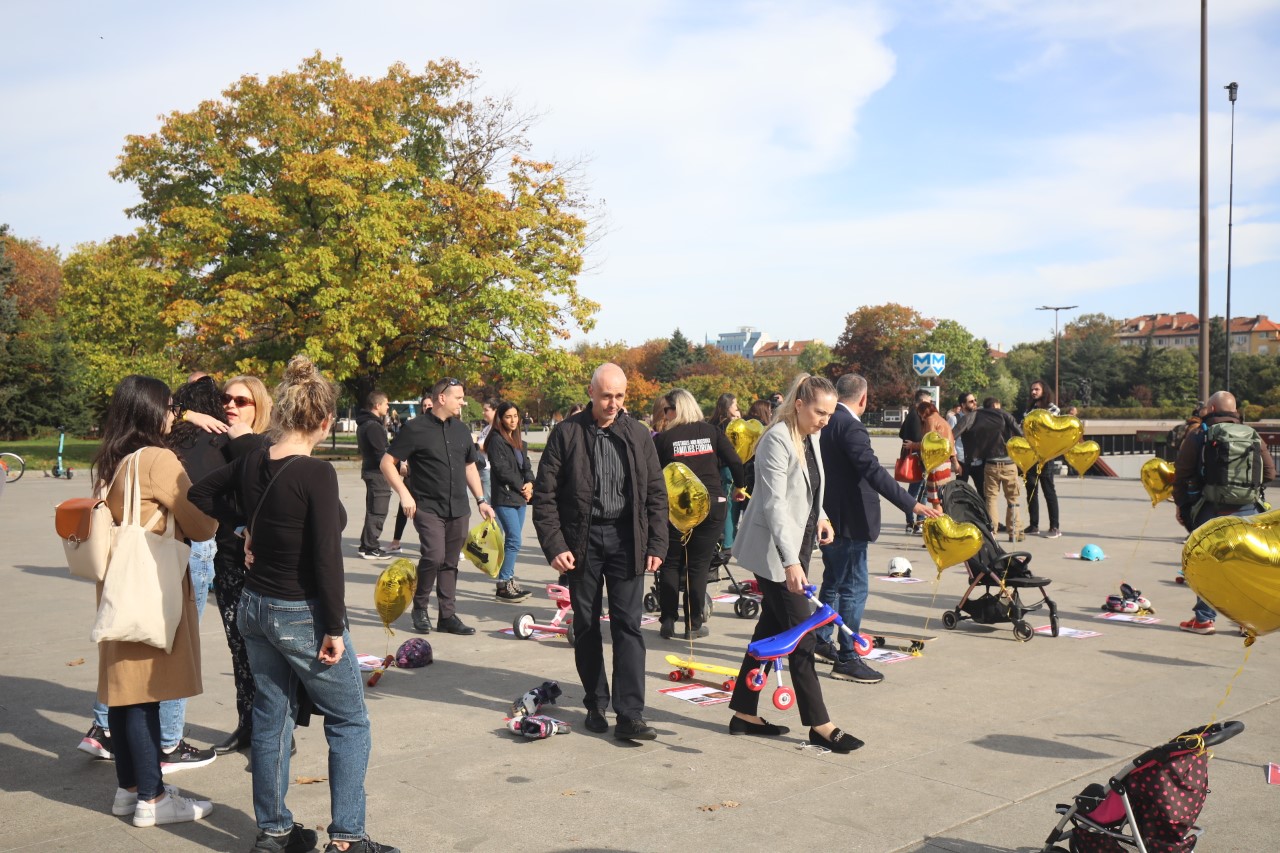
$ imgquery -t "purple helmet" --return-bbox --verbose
[395,638,433,668]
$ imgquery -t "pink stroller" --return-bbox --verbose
[1040,720,1244,852]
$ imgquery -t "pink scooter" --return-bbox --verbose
[512,584,576,646]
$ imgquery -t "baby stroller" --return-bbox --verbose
[1041,720,1244,852]
[937,480,1059,641]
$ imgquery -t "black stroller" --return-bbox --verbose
[1041,720,1245,852]
[937,480,1059,641]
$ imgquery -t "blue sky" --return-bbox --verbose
[3,1,1278,354]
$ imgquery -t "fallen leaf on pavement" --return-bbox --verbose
[66,658,85,666]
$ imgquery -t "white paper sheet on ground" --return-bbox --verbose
[357,653,387,671]
[876,576,926,584]
[499,628,561,641]
[1035,625,1102,638]
[864,648,914,664]
[713,593,740,602]
[1094,612,1161,624]
[659,683,734,706]
[600,614,658,625]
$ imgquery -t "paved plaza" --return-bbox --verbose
[2,447,1277,852]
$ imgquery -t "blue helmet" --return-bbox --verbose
[1081,544,1105,561]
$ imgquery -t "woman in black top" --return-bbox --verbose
[1023,379,1062,537]
[652,389,745,639]
[190,356,397,853]
[484,401,534,603]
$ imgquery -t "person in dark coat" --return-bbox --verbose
[532,363,668,741]
[897,388,933,532]
[484,401,534,603]
[355,391,393,559]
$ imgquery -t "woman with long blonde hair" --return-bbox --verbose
[726,374,863,753]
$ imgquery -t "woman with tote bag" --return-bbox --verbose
[92,375,218,826]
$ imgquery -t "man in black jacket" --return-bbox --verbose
[817,374,940,683]
[953,398,1024,539]
[533,363,669,740]
[356,391,393,559]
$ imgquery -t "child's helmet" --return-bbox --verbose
[887,557,913,578]
[1081,544,1105,561]
[395,638,433,668]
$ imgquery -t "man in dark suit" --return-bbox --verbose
[817,373,941,683]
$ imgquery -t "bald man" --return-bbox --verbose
[533,363,669,740]
[1173,390,1275,634]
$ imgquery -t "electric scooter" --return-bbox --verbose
[50,426,74,479]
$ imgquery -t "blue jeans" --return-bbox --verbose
[237,589,371,842]
[1191,504,1258,622]
[816,537,870,660]
[905,479,926,524]
[493,504,525,582]
[94,538,216,748]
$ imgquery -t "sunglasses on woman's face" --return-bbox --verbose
[222,393,255,408]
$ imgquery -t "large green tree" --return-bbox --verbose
[922,319,992,407]
[109,53,597,401]
[832,303,932,406]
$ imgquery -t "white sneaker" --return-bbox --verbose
[132,791,213,827]
[112,783,179,816]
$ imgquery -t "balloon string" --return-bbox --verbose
[1198,643,1252,741]
[684,541,694,660]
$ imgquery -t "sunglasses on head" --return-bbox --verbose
[222,393,255,408]
[168,403,182,416]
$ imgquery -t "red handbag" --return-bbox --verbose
[894,452,923,483]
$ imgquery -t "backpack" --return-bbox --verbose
[1198,421,1264,508]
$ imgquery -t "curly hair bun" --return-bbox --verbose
[284,354,321,384]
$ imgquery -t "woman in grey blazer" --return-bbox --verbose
[727,374,864,753]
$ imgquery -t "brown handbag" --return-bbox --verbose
[55,496,114,581]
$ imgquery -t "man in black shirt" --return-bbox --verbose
[383,378,495,635]
[533,363,669,741]
[953,397,1024,538]
[356,391,393,559]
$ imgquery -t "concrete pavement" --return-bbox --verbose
[1,461,1276,852]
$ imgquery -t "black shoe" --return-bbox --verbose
[830,657,884,684]
[323,840,399,853]
[728,716,790,737]
[495,581,530,603]
[614,716,657,741]
[682,623,710,639]
[78,723,113,759]
[436,615,476,635]
[214,724,251,755]
[1024,526,1040,535]
[253,824,318,852]
[809,726,864,754]
[160,739,217,774]
[813,640,839,664]
[358,548,391,560]
[584,709,609,733]
[659,618,676,639]
[411,608,432,634]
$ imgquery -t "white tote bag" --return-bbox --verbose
[91,449,192,652]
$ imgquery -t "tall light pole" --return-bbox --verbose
[1197,0,1210,402]
[1224,81,1238,393]
[1038,305,1077,407]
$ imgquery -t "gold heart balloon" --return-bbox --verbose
[1007,437,1038,476]
[374,558,418,635]
[1022,410,1083,470]
[1064,441,1101,478]
[922,515,984,573]
[664,461,709,537]
[1183,508,1280,641]
[725,418,765,464]
[1140,459,1176,506]
[921,431,951,473]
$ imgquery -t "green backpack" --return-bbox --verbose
[1198,421,1265,508]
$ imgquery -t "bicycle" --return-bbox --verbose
[1,451,25,483]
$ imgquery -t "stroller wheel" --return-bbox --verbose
[1013,620,1034,642]
[1048,603,1060,638]
[643,592,659,613]
[942,610,958,630]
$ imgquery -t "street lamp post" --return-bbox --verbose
[1038,305,1078,407]
[1225,81,1238,393]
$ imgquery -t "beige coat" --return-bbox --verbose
[96,446,218,706]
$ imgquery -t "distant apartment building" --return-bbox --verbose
[1116,313,1280,356]
[713,326,771,359]
[752,339,823,365]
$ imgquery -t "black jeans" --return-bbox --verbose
[360,473,391,551]
[569,519,646,720]
[729,575,829,728]
[659,500,727,629]
[213,538,254,728]
[411,510,469,618]
[1026,461,1059,529]
[108,703,163,800]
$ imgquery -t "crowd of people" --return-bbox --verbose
[75,354,1271,849]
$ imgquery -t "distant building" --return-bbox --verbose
[713,326,771,359]
[1116,313,1280,355]
[752,339,822,366]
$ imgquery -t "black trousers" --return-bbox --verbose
[411,510,469,618]
[360,472,391,551]
[213,539,254,728]
[659,500,727,628]
[568,519,646,720]
[1026,461,1059,529]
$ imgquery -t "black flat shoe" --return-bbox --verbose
[809,727,864,754]
[411,609,432,634]
[214,725,252,755]
[614,716,657,741]
[436,615,476,635]
[584,708,608,733]
[729,716,790,737]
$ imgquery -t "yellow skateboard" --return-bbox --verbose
[665,654,740,691]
